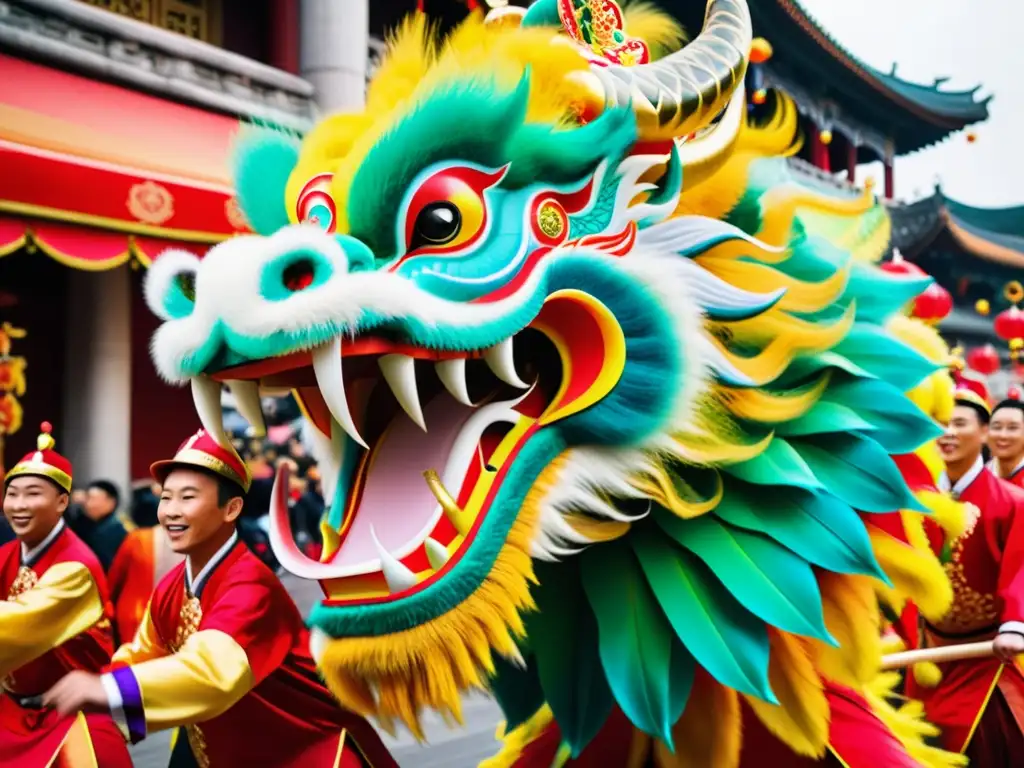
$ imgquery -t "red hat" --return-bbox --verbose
[150,429,251,493]
[952,369,992,416]
[4,422,73,493]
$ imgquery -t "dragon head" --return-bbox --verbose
[145,0,948,758]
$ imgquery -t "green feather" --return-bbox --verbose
[489,653,546,734]
[834,324,941,392]
[823,378,944,454]
[776,401,876,438]
[724,436,824,491]
[580,539,696,747]
[791,432,924,513]
[782,351,872,385]
[844,268,932,324]
[714,482,889,583]
[525,560,613,757]
[630,523,775,701]
[656,512,834,644]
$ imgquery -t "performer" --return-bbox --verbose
[988,398,1024,490]
[0,422,131,767]
[905,387,1024,763]
[107,521,183,645]
[43,428,396,767]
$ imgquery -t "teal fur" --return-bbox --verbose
[545,256,683,446]
[232,122,301,236]
[521,0,561,28]
[161,276,196,320]
[258,248,336,302]
[308,429,566,637]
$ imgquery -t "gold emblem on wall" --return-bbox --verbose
[127,180,175,226]
[224,196,250,232]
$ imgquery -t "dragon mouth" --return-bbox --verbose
[202,290,626,606]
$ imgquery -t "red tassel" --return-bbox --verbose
[416,0,424,12]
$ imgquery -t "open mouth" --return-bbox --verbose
[198,291,626,605]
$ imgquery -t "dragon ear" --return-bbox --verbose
[232,121,302,236]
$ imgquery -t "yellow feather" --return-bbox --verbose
[697,256,848,314]
[480,705,555,768]
[654,674,740,768]
[867,524,953,622]
[744,630,829,758]
[622,1,688,59]
[718,374,829,425]
[812,572,881,687]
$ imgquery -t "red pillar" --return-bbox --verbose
[846,141,857,185]
[270,0,300,75]
[884,161,894,199]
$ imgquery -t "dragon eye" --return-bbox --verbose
[411,202,462,250]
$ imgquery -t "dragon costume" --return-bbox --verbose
[143,1,970,765]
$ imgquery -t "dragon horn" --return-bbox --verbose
[586,0,753,142]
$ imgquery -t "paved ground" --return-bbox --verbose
[129,574,506,767]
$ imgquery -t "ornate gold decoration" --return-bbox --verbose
[932,504,999,634]
[537,202,566,240]
[127,181,175,226]
[0,322,27,466]
[171,589,209,768]
[224,197,249,232]
[7,566,37,600]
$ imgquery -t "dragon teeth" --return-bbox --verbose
[424,537,450,571]
[379,354,426,431]
[190,375,229,446]
[483,338,528,389]
[370,525,419,593]
[435,358,473,406]
[312,337,368,449]
[225,379,267,437]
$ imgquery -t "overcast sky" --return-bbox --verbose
[798,0,1022,208]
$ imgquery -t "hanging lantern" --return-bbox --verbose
[966,344,1001,376]
[819,128,833,146]
[749,38,773,64]
[975,298,991,316]
[880,250,925,278]
[912,282,953,324]
[994,305,1024,343]
[1008,386,1023,401]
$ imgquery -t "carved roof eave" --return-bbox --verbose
[2,0,318,132]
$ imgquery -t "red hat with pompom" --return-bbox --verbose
[4,422,73,493]
[150,429,251,493]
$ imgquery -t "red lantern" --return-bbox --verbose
[912,283,953,323]
[967,344,1001,376]
[1007,386,1022,401]
[880,255,926,278]
[994,305,1024,343]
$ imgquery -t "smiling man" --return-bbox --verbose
[0,422,131,766]
[43,428,395,767]
[989,399,1024,490]
[905,385,1024,763]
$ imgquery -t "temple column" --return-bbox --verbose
[300,0,368,112]
[846,138,858,185]
[883,142,895,199]
[62,266,131,500]
[270,0,300,75]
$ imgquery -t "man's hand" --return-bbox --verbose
[993,632,1024,662]
[42,671,109,716]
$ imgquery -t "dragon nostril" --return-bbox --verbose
[282,258,316,292]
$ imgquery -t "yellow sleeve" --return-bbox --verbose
[111,602,169,666]
[0,562,104,677]
[107,629,254,739]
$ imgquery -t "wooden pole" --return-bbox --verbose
[880,641,994,670]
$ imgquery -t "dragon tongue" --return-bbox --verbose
[329,396,476,568]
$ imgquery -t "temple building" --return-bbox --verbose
[0,0,999,494]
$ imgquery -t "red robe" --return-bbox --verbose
[905,460,1024,760]
[104,533,396,767]
[0,520,131,767]
[989,458,1024,492]
[107,525,182,644]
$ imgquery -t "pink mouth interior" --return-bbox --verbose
[330,395,477,567]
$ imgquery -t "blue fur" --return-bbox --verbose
[308,429,567,637]
[545,257,683,446]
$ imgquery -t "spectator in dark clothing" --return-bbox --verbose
[75,479,128,571]
[0,516,12,547]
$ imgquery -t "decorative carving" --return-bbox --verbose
[127,180,175,225]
